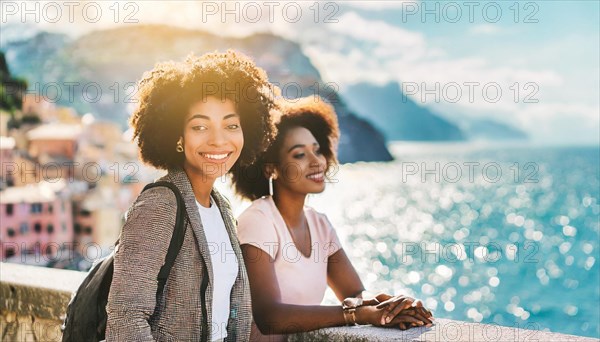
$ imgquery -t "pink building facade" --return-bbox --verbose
[0,180,73,263]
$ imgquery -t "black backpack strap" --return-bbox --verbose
[141,181,187,296]
[141,181,209,342]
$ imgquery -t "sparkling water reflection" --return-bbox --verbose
[310,144,599,338]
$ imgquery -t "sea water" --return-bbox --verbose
[308,143,599,338]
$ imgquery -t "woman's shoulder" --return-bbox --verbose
[127,184,179,217]
[236,197,281,251]
[304,205,328,222]
[237,197,276,226]
[241,196,275,215]
[304,206,335,232]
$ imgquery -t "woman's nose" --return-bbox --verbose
[207,127,227,146]
[309,152,324,167]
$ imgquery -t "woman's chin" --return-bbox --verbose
[184,162,229,180]
[309,184,327,194]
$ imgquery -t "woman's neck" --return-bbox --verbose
[183,165,216,207]
[272,188,307,229]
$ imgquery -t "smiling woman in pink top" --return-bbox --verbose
[231,96,434,341]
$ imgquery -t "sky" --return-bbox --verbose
[1,0,598,145]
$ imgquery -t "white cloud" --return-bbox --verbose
[329,12,426,50]
[8,2,596,144]
[516,103,600,144]
[290,11,600,144]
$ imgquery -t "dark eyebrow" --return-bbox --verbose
[287,142,319,153]
[187,113,239,123]
[187,114,209,122]
[287,144,304,153]
[224,113,239,120]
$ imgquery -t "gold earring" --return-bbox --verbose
[176,137,184,153]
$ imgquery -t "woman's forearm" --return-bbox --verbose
[254,303,346,334]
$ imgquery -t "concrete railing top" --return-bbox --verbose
[1,262,598,342]
[1,262,87,294]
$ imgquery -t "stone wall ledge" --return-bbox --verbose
[1,262,598,342]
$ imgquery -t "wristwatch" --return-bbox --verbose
[342,297,363,326]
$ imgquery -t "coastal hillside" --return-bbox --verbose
[343,82,527,141]
[2,25,392,162]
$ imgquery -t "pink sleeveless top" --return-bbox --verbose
[236,196,342,341]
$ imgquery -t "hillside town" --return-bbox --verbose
[0,53,160,270]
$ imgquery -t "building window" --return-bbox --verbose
[48,204,53,213]
[6,204,13,216]
[85,226,92,235]
[34,223,42,233]
[19,223,28,234]
[7,228,15,237]
[74,223,81,234]
[5,248,15,259]
[47,224,54,234]
[31,203,42,214]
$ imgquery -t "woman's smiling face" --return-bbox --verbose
[275,126,328,195]
[182,96,244,180]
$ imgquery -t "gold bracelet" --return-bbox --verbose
[342,297,363,326]
[342,307,357,326]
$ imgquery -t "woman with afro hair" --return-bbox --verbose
[106,50,277,342]
[231,96,434,341]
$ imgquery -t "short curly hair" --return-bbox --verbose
[231,96,340,201]
[129,50,278,170]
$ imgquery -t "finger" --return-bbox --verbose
[362,298,380,306]
[375,298,395,309]
[412,311,433,325]
[398,322,407,330]
[376,295,405,308]
[411,302,432,317]
[375,293,393,303]
[376,294,408,306]
[415,306,434,319]
[417,307,434,319]
[426,308,434,318]
[387,296,411,309]
[388,315,424,326]
[384,300,414,323]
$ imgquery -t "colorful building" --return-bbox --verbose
[0,179,73,264]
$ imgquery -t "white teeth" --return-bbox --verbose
[202,153,229,160]
[307,172,324,180]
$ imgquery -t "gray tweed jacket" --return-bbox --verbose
[106,167,252,341]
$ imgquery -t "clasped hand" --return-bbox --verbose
[359,293,434,330]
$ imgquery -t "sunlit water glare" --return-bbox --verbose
[223,143,599,337]
[304,144,599,338]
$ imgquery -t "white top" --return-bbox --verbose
[196,197,239,342]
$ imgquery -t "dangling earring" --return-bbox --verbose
[176,137,184,153]
[268,174,277,196]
